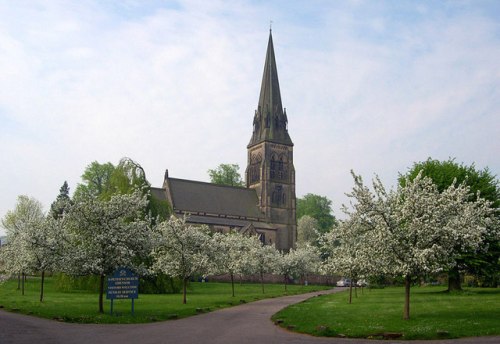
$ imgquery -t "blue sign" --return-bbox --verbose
[106,267,139,300]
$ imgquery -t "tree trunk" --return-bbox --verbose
[17,273,20,290]
[99,274,105,313]
[230,273,235,297]
[22,273,25,296]
[260,272,265,294]
[349,282,353,304]
[403,275,411,320]
[284,275,288,293]
[447,266,462,291]
[183,278,187,304]
[39,270,45,302]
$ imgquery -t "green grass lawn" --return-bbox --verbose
[272,286,500,340]
[0,276,329,324]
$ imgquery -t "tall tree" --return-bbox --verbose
[208,163,245,187]
[73,161,115,200]
[111,157,150,195]
[401,158,500,290]
[346,171,497,320]
[50,181,72,219]
[63,191,151,313]
[296,193,336,233]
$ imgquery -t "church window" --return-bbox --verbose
[249,153,262,184]
[258,233,265,244]
[270,155,276,179]
[277,156,284,179]
[272,185,283,206]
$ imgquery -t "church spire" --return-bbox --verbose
[249,30,293,148]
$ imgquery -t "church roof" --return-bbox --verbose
[161,178,266,220]
[249,30,293,148]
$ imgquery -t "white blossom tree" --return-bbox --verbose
[248,240,280,293]
[275,245,320,292]
[345,171,498,319]
[321,217,378,303]
[211,231,256,297]
[150,215,211,304]
[1,196,45,295]
[64,190,152,313]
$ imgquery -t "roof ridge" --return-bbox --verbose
[167,177,251,191]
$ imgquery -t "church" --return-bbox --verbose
[152,31,297,251]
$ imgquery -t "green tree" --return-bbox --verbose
[110,157,150,195]
[50,181,72,219]
[296,194,336,233]
[400,158,500,290]
[73,158,170,220]
[208,163,245,187]
[73,161,115,200]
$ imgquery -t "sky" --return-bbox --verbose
[1,0,499,236]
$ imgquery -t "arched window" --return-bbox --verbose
[270,155,276,179]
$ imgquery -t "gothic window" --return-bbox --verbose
[249,153,261,184]
[277,156,284,179]
[270,155,276,179]
[272,185,283,206]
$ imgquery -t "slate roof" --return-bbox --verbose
[155,178,266,221]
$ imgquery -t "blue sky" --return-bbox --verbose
[1,1,499,235]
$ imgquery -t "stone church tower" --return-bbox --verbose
[246,30,297,249]
[156,30,296,251]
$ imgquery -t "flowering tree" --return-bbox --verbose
[345,171,498,319]
[401,158,500,290]
[64,190,152,313]
[276,245,320,292]
[321,217,377,303]
[21,216,65,302]
[211,231,256,297]
[247,240,280,293]
[151,216,211,304]
[1,196,45,295]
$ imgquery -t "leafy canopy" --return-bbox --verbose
[208,163,245,187]
[297,193,336,233]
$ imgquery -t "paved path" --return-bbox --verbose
[1,288,498,344]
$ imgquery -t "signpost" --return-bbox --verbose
[106,267,139,315]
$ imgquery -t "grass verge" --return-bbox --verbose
[272,286,500,340]
[0,276,329,324]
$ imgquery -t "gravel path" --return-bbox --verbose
[1,288,498,344]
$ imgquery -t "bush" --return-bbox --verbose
[53,273,101,293]
[139,274,182,294]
